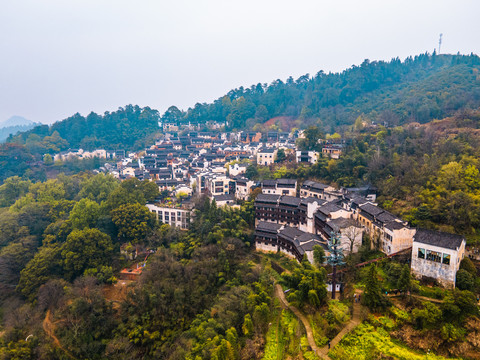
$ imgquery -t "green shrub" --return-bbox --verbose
[456,269,475,291]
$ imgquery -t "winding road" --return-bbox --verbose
[274,284,320,355]
[274,284,364,360]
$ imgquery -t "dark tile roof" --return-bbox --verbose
[277,179,297,186]
[318,202,343,216]
[213,194,235,202]
[300,197,327,206]
[413,229,465,250]
[297,232,322,243]
[345,195,370,206]
[255,194,281,204]
[256,221,282,233]
[314,211,328,222]
[375,211,398,223]
[359,203,384,216]
[311,182,329,191]
[279,226,305,241]
[301,180,316,188]
[384,221,407,231]
[262,179,277,187]
[328,217,357,231]
[279,196,301,206]
[297,239,327,252]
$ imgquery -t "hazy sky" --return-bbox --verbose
[1,0,479,124]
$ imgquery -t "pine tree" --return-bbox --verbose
[397,264,412,295]
[363,264,390,311]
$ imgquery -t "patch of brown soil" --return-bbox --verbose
[102,280,133,308]
[264,116,298,131]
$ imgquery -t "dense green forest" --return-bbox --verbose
[0,173,285,359]
[1,173,480,359]
[162,53,480,131]
[7,105,160,154]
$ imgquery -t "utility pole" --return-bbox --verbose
[327,231,345,299]
[438,33,443,54]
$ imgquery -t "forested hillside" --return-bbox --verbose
[0,105,160,183]
[247,109,480,240]
[0,173,282,359]
[7,105,160,153]
[162,53,480,131]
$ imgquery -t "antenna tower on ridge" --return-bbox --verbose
[438,33,443,54]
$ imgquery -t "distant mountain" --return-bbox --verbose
[0,115,35,128]
[7,105,161,153]
[0,116,40,142]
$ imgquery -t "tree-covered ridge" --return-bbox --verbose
[0,172,277,359]
[163,53,480,131]
[8,105,160,153]
[247,108,480,240]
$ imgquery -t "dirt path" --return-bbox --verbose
[317,289,363,360]
[274,284,321,357]
[387,293,444,304]
[42,310,76,359]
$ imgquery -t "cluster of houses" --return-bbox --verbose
[55,126,467,290]
[54,149,125,162]
[253,179,466,289]
[94,130,345,214]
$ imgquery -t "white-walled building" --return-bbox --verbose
[298,198,327,234]
[261,179,297,196]
[146,204,191,230]
[324,217,363,255]
[257,148,277,166]
[234,177,255,200]
[229,163,248,176]
[411,229,466,288]
[296,150,319,164]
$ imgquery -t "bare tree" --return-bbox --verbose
[343,221,363,254]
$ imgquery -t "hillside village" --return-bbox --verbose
[2,52,480,358]
[52,123,470,290]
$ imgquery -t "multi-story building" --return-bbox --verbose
[234,177,255,200]
[296,150,320,164]
[411,229,466,288]
[300,180,330,199]
[254,194,301,226]
[257,148,277,166]
[298,197,327,233]
[146,203,191,230]
[254,221,326,263]
[322,144,343,159]
[277,196,302,227]
[254,194,281,225]
[196,173,234,196]
[357,203,416,255]
[261,179,297,196]
[322,218,363,255]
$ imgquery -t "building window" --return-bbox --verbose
[442,253,451,265]
[418,248,425,259]
[426,250,441,263]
